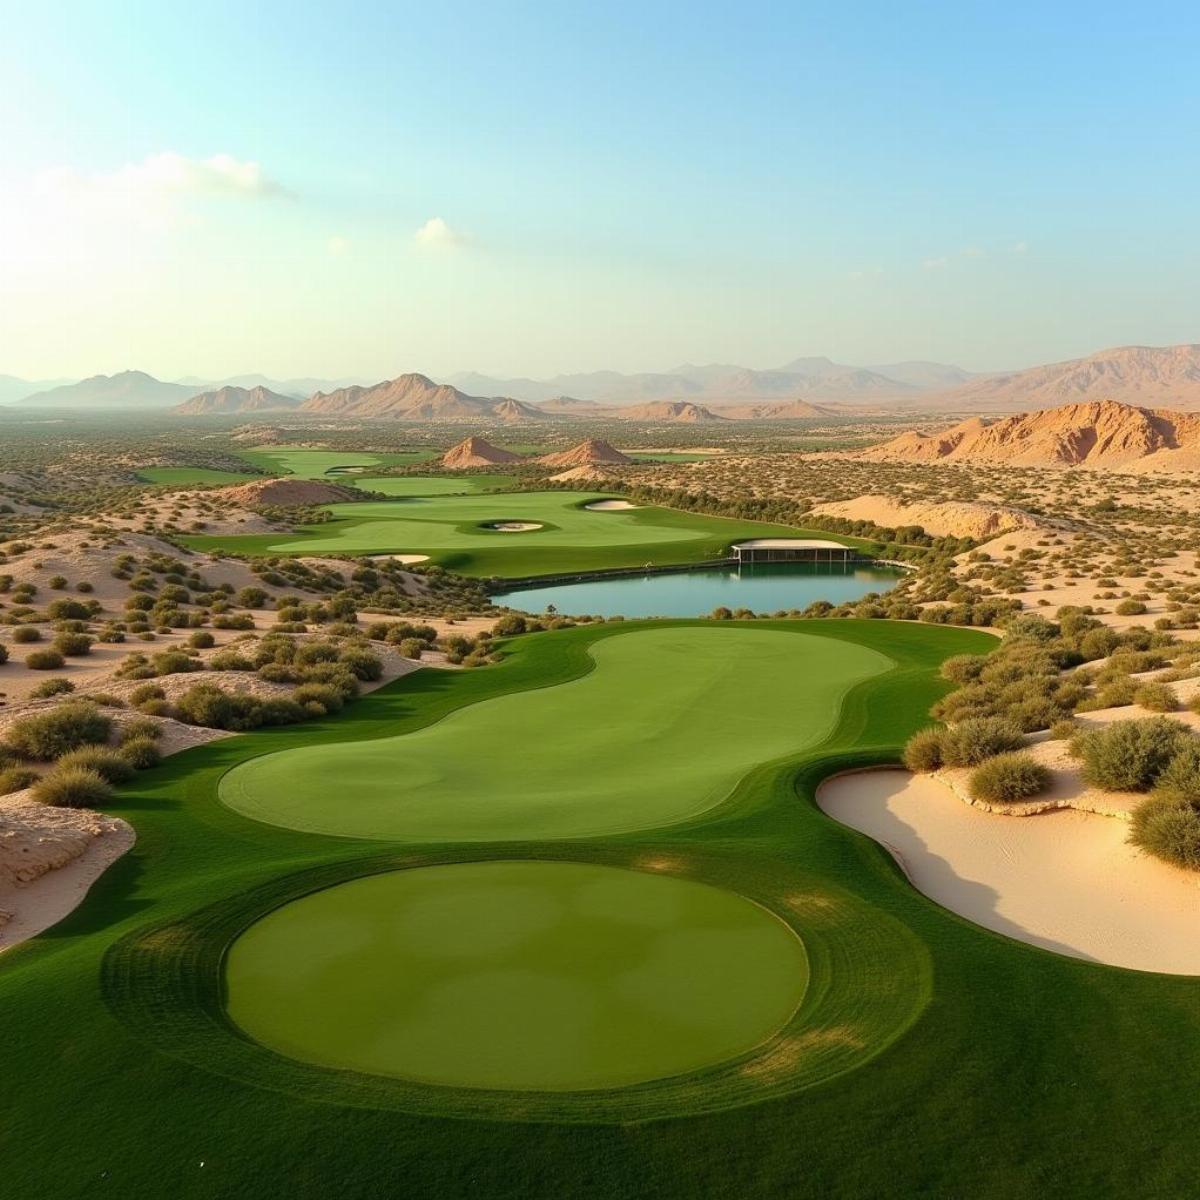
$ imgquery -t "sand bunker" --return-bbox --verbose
[368,553,430,564]
[483,521,543,532]
[584,499,642,511]
[818,770,1200,975]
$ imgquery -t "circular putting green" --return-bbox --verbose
[224,860,809,1091]
[219,626,891,842]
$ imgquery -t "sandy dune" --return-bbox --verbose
[818,769,1200,975]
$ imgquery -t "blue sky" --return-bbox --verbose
[2,1,1198,380]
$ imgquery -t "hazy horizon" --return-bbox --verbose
[3,3,1199,381]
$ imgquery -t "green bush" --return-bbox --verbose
[398,637,424,660]
[11,625,41,643]
[293,682,344,714]
[118,718,164,743]
[4,701,112,760]
[1073,718,1192,791]
[25,648,65,670]
[118,736,161,770]
[129,682,166,705]
[1130,793,1200,871]
[31,765,114,808]
[188,630,216,649]
[1134,682,1178,712]
[56,746,136,784]
[1151,742,1200,804]
[338,648,383,681]
[1115,599,1148,616]
[30,677,74,699]
[902,728,946,772]
[968,752,1052,804]
[942,718,1025,767]
[939,654,986,685]
[0,767,38,795]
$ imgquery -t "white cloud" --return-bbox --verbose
[327,234,351,255]
[1011,240,1029,254]
[36,152,287,204]
[922,256,949,271]
[414,216,467,250]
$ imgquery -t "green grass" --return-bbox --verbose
[627,451,717,463]
[181,490,877,577]
[220,626,889,841]
[237,447,438,477]
[354,473,518,496]
[136,466,259,486]
[5,619,1200,1198]
[225,859,809,1090]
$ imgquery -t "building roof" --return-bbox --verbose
[733,538,850,550]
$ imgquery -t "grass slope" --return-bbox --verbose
[182,490,877,577]
[220,626,890,840]
[5,621,1199,1198]
[354,473,518,496]
[136,466,258,486]
[237,447,437,477]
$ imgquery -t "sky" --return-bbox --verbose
[2,0,1199,383]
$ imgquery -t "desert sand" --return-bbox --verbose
[585,499,642,511]
[810,494,1045,541]
[818,769,1200,974]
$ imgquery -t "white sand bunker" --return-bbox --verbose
[368,553,430,564]
[585,499,642,511]
[818,769,1200,975]
[484,522,543,532]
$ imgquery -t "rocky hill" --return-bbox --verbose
[860,400,1200,470]
[300,374,547,421]
[925,344,1200,411]
[536,439,631,467]
[614,401,726,423]
[440,436,524,468]
[16,370,192,409]
[174,385,300,415]
[220,479,361,507]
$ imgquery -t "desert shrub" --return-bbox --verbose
[46,598,91,620]
[1048,718,1079,740]
[151,650,198,676]
[212,614,255,630]
[256,696,308,725]
[1134,682,1177,712]
[294,641,340,666]
[1130,793,1200,871]
[257,662,300,684]
[31,677,77,702]
[1115,599,1148,616]
[968,752,1052,804]
[118,717,164,743]
[26,648,65,670]
[11,624,41,643]
[1153,742,1200,804]
[118,736,161,770]
[940,654,986,685]
[31,765,113,808]
[296,663,359,698]
[903,728,946,772]
[942,718,1025,767]
[210,649,255,671]
[56,746,136,784]
[137,698,173,718]
[51,628,92,657]
[338,648,383,681]
[189,630,216,649]
[398,637,425,660]
[174,684,263,731]
[4,701,111,760]
[129,682,166,705]
[0,766,39,794]
[1073,718,1192,791]
[236,586,268,608]
[493,613,527,636]
[293,682,344,714]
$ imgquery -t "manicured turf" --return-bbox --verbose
[354,473,518,496]
[182,490,874,577]
[237,447,437,477]
[136,466,259,485]
[7,620,1200,1198]
[220,626,889,841]
[225,860,809,1090]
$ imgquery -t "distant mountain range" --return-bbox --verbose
[9,345,1200,418]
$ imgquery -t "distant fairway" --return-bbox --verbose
[237,446,437,478]
[136,465,258,486]
[219,626,890,841]
[182,490,861,576]
[225,860,809,1090]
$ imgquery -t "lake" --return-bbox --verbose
[493,561,902,618]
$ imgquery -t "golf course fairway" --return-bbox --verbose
[224,860,809,1090]
[219,626,890,841]
[181,490,865,576]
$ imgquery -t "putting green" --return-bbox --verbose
[223,861,809,1091]
[136,466,258,486]
[183,489,848,576]
[220,626,890,841]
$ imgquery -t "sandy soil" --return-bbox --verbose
[810,494,1048,541]
[584,500,642,511]
[818,769,1200,974]
[486,522,543,532]
[368,553,430,565]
